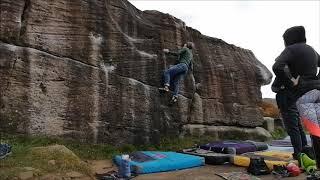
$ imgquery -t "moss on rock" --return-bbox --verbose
[29,145,93,177]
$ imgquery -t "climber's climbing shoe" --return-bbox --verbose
[158,86,169,93]
[170,95,178,103]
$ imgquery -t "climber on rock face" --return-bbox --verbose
[158,42,194,103]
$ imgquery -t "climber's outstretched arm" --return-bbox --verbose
[163,48,186,57]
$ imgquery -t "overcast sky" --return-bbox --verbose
[128,0,320,98]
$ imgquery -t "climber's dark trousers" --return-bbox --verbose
[276,90,308,159]
[311,135,320,168]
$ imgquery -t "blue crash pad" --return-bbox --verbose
[114,151,205,174]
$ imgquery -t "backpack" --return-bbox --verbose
[247,157,270,176]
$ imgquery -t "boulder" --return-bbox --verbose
[0,0,272,144]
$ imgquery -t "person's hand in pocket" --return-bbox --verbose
[291,75,300,86]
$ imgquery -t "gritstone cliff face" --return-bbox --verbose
[0,0,272,144]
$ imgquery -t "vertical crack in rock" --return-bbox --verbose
[187,74,197,123]
[19,0,30,42]
[89,33,103,66]
[101,63,115,90]
[88,32,103,143]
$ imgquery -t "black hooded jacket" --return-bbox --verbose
[272,26,320,98]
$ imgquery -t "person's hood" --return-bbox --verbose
[283,26,306,47]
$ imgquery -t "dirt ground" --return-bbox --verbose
[91,160,307,180]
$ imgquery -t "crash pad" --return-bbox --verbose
[179,148,231,165]
[199,140,268,154]
[231,151,296,170]
[113,151,205,174]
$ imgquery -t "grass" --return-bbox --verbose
[29,145,93,176]
[0,134,119,179]
[0,132,283,179]
[0,134,208,179]
[270,128,287,140]
[0,135,96,179]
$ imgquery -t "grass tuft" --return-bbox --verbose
[271,128,287,140]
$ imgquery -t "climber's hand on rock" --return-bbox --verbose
[163,49,169,53]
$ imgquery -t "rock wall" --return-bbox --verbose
[0,0,272,144]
